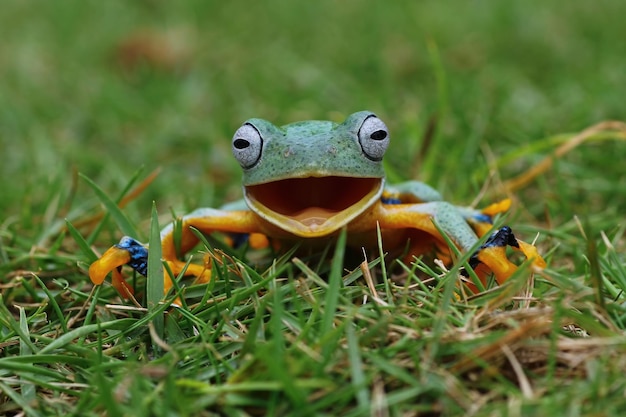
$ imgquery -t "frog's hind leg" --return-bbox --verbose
[378,201,544,290]
[425,202,543,286]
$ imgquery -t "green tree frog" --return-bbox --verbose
[89,111,545,299]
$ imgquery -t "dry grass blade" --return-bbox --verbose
[451,314,552,374]
[70,168,161,230]
[501,344,533,399]
[503,120,626,192]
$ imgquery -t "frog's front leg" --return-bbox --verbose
[89,208,263,297]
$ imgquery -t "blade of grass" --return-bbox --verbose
[80,173,139,239]
[0,360,73,383]
[147,201,164,348]
[0,295,39,354]
[17,276,43,303]
[32,274,69,333]
[0,381,42,417]
[0,354,93,368]
[83,166,155,245]
[423,219,474,364]
[375,223,393,303]
[65,219,98,262]
[265,278,308,410]
[585,222,606,310]
[346,321,369,410]
[38,319,136,354]
[18,306,36,404]
[320,228,347,338]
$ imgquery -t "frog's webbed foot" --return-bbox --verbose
[89,236,148,298]
[465,226,545,286]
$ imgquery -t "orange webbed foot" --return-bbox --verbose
[89,237,148,298]
[467,226,545,289]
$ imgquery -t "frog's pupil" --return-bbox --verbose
[370,130,387,141]
[234,138,250,149]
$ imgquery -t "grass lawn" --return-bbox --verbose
[2,0,626,415]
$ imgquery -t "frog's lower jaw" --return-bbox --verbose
[244,176,384,238]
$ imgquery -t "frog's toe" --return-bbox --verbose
[516,239,547,269]
[163,261,212,288]
[89,246,131,285]
[480,199,512,217]
[89,237,148,285]
[110,269,135,299]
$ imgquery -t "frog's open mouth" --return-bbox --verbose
[244,176,383,237]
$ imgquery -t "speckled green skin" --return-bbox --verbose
[241,111,385,186]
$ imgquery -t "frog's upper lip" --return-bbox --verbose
[243,176,384,237]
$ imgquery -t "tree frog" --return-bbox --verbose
[89,111,545,299]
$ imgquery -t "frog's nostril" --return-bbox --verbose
[283,147,295,158]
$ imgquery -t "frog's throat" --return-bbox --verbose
[244,176,384,238]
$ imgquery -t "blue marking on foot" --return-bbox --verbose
[381,197,402,205]
[472,213,493,224]
[115,236,148,276]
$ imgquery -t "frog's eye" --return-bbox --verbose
[358,115,390,161]
[232,123,263,168]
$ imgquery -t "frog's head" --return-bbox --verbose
[231,111,389,237]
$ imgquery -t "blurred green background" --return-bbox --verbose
[1,0,625,230]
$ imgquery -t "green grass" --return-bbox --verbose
[2,0,626,415]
